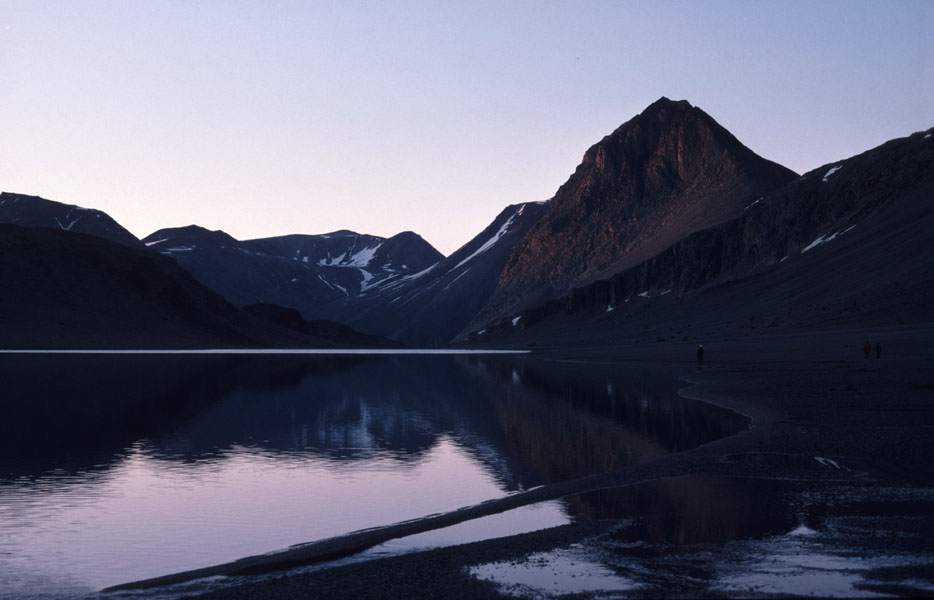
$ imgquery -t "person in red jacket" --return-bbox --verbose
[863,341,871,358]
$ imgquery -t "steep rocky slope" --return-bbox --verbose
[464,127,934,348]
[477,98,797,325]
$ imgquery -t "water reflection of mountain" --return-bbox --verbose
[460,357,748,485]
[0,354,364,479]
[143,357,544,491]
[148,357,467,463]
[573,476,805,546]
[2,355,747,496]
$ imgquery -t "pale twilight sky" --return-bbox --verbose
[1,1,931,256]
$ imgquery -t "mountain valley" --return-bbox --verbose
[2,98,930,351]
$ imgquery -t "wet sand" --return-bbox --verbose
[132,330,933,599]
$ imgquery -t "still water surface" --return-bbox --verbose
[0,354,745,598]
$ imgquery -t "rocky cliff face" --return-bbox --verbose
[466,127,934,345]
[478,98,798,324]
[0,192,143,248]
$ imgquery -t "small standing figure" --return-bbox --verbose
[875,342,882,359]
[697,344,704,367]
[863,341,871,358]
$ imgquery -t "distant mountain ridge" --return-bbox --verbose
[141,225,443,320]
[0,192,142,248]
[317,201,549,347]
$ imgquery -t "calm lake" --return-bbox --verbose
[0,353,746,598]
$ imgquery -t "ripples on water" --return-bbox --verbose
[0,354,745,597]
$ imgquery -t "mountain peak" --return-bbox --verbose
[642,96,693,113]
[143,225,238,248]
[322,229,361,238]
[483,98,798,319]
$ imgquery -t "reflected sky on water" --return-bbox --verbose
[0,354,746,597]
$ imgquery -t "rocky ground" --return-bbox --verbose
[135,327,934,599]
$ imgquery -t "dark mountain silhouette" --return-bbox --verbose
[316,202,548,346]
[464,127,934,348]
[141,226,442,320]
[0,224,397,349]
[4,100,929,352]
[142,225,347,312]
[242,302,403,348]
[0,192,143,248]
[474,98,798,327]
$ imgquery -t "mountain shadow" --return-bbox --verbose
[0,224,396,349]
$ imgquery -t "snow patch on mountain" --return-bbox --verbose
[400,263,436,282]
[316,273,345,295]
[375,263,439,295]
[358,268,376,291]
[145,238,168,247]
[55,209,84,231]
[822,165,842,182]
[814,456,841,469]
[318,252,347,266]
[802,225,855,253]
[454,207,520,270]
[802,233,833,252]
[316,243,382,269]
[443,268,471,291]
[346,243,382,267]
